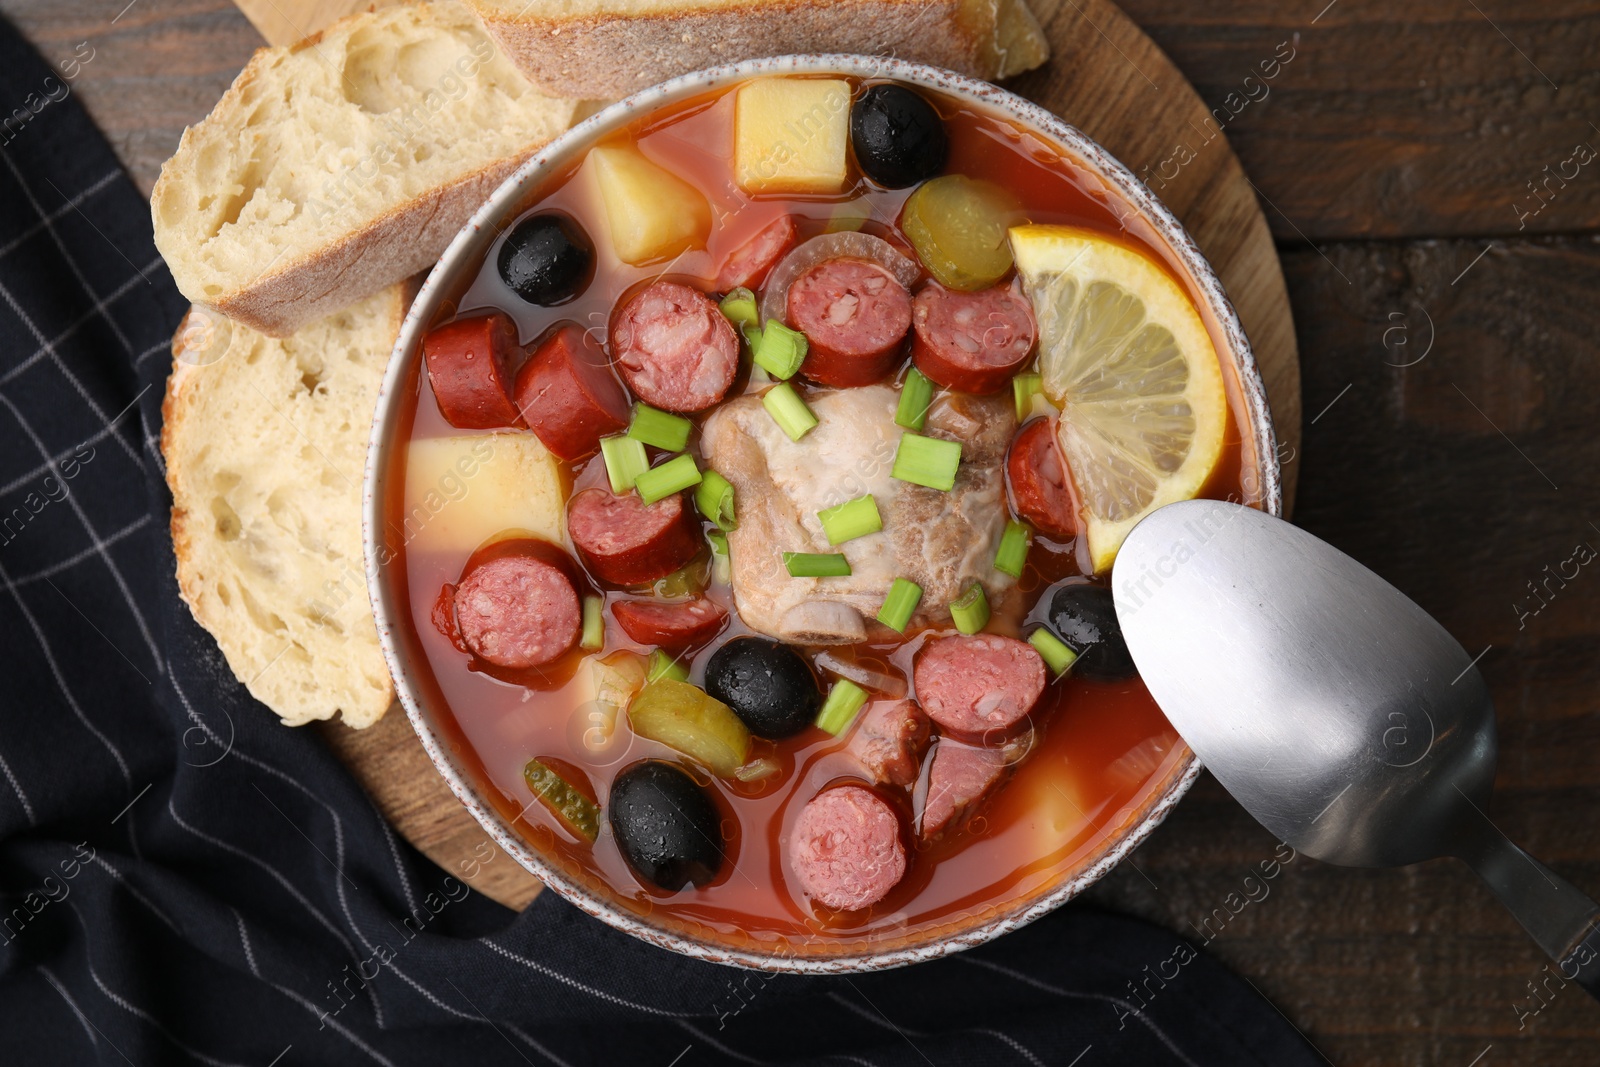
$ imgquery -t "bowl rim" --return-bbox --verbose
[364,52,1282,973]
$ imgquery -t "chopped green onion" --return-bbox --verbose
[817,494,882,545]
[646,648,689,684]
[580,595,605,650]
[707,529,731,585]
[524,758,601,841]
[600,435,649,494]
[949,582,990,634]
[762,382,818,442]
[876,578,923,632]
[1029,628,1079,676]
[815,678,869,735]
[627,402,693,452]
[635,453,702,506]
[895,367,934,431]
[783,552,851,578]
[695,469,737,530]
[1013,373,1042,423]
[994,520,1032,578]
[892,432,962,491]
[719,286,760,333]
[749,321,808,380]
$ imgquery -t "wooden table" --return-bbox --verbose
[10,0,1598,1062]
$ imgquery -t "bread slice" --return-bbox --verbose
[465,0,1050,100]
[161,287,404,729]
[151,2,577,338]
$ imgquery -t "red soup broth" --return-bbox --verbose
[381,76,1259,956]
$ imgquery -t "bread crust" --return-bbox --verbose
[194,155,528,338]
[161,292,405,728]
[150,1,574,339]
[469,0,1019,100]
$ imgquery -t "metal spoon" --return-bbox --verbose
[1113,499,1600,994]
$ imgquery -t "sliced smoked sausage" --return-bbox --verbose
[1008,417,1079,540]
[568,487,701,586]
[422,311,523,429]
[514,324,630,461]
[612,597,728,650]
[920,740,1009,838]
[846,699,931,788]
[910,281,1036,395]
[452,553,581,669]
[716,215,798,292]
[610,281,739,413]
[788,784,907,912]
[913,634,1046,737]
[787,258,912,387]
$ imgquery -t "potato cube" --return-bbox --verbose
[590,144,711,265]
[735,78,851,194]
[400,433,565,554]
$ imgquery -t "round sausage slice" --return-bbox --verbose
[787,258,912,387]
[910,281,1036,395]
[914,634,1046,737]
[716,215,798,292]
[423,311,523,429]
[788,785,906,912]
[452,554,580,669]
[1008,417,1079,540]
[612,597,728,650]
[514,324,631,460]
[610,281,739,413]
[568,488,701,586]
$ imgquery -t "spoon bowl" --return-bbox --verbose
[1114,500,1600,986]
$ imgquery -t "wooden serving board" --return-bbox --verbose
[299,0,1302,911]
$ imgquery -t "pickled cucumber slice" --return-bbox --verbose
[523,758,601,842]
[628,679,752,778]
[902,175,1025,291]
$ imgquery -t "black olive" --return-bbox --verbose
[704,637,821,739]
[608,760,724,891]
[849,84,949,189]
[1047,582,1137,682]
[497,213,593,306]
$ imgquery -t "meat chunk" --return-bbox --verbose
[423,312,523,429]
[568,488,701,586]
[788,258,913,387]
[789,784,907,911]
[919,740,1008,838]
[611,597,727,650]
[910,281,1036,395]
[700,385,1015,644]
[610,281,739,412]
[846,699,931,788]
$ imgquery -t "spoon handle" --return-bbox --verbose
[1458,820,1600,998]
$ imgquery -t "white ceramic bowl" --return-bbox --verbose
[365,53,1282,973]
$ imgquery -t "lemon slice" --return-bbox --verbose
[1009,225,1227,573]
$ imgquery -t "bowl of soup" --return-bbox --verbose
[364,53,1280,972]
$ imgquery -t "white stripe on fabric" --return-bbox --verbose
[676,1021,767,1065]
[0,554,132,786]
[0,153,141,357]
[478,937,694,1018]
[827,989,1047,1067]
[0,257,160,387]
[505,1022,579,1067]
[0,168,118,258]
[956,955,1203,1067]
[0,739,36,825]
[230,908,261,978]
[36,964,98,1050]
[67,906,252,1067]
[0,388,165,675]
[7,516,149,586]
[375,815,420,914]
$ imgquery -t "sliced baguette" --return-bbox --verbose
[151,2,577,338]
[466,0,1050,100]
[161,287,404,729]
